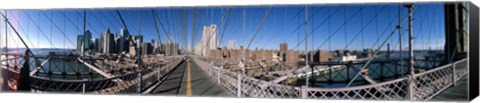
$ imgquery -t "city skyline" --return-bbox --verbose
[0,3,445,52]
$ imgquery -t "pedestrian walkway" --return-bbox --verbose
[151,60,234,97]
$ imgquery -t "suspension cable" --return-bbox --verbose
[39,11,76,47]
[292,6,368,50]
[344,6,391,49]
[218,8,233,47]
[22,12,59,50]
[346,6,418,87]
[88,11,107,31]
[74,11,100,35]
[0,12,36,57]
[6,12,38,50]
[260,7,324,49]
[245,6,273,50]
[151,9,163,44]
[281,7,328,43]
[152,9,173,43]
[99,10,120,31]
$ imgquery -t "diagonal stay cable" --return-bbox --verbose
[153,9,175,43]
[151,9,163,44]
[74,11,100,35]
[245,6,273,50]
[39,11,76,47]
[281,7,330,43]
[0,12,48,73]
[23,12,59,50]
[345,6,418,87]
[6,13,38,50]
[59,11,82,33]
[313,6,367,50]
[291,6,368,50]
[216,8,232,29]
[412,5,430,49]
[289,7,305,22]
[87,11,108,31]
[368,6,403,51]
[99,10,120,31]
[218,9,234,47]
[259,7,324,49]
[344,6,391,49]
[107,11,124,30]
[115,10,129,32]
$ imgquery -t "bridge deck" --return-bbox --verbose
[150,60,234,97]
[431,76,469,101]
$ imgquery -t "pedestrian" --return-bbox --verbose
[17,49,31,91]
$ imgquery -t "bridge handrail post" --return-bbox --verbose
[217,66,221,85]
[452,63,456,86]
[137,71,142,94]
[237,73,242,97]
[301,86,308,98]
[157,63,161,81]
[82,82,86,94]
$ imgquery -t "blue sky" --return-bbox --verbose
[0,2,445,51]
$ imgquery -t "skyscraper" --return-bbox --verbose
[119,28,129,53]
[195,24,217,56]
[83,31,92,50]
[77,35,84,54]
[228,40,236,49]
[103,29,115,54]
[98,34,104,53]
[92,38,99,52]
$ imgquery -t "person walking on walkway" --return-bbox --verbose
[17,49,31,91]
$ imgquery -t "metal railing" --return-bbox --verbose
[29,59,182,94]
[1,55,183,94]
[193,56,468,101]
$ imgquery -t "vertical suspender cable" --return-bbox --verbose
[304,5,309,87]
[398,4,403,76]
